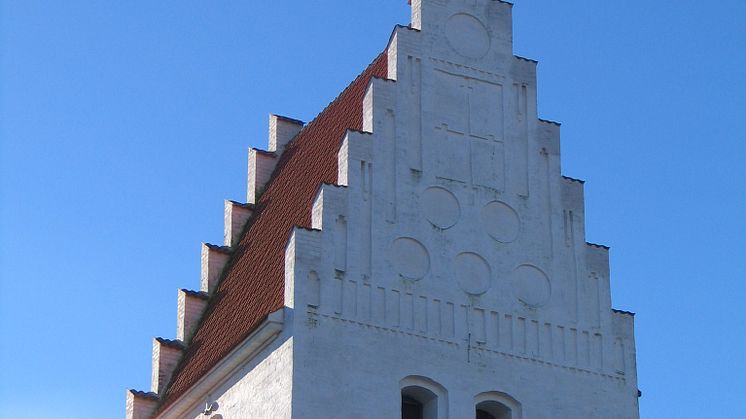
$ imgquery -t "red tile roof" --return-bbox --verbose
[156,50,389,414]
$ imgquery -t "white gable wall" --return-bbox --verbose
[172,1,639,417]
[287,0,638,418]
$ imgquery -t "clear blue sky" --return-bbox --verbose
[1,1,744,418]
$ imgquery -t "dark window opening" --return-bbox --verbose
[401,384,439,419]
[402,395,423,419]
[477,409,497,419]
[476,400,511,419]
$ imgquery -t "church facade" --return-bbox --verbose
[127,1,640,418]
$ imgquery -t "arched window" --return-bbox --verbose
[474,391,521,419]
[400,376,448,419]
[476,401,510,419]
[401,392,426,419]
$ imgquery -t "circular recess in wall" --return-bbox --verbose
[480,201,521,243]
[454,252,492,295]
[421,186,461,229]
[510,264,551,307]
[392,237,430,280]
[445,13,491,59]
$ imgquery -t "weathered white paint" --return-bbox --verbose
[126,390,158,419]
[247,148,277,204]
[223,200,253,247]
[151,339,184,395]
[268,114,304,154]
[199,243,230,295]
[155,1,638,417]
[176,289,208,343]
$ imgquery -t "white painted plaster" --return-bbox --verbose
[199,244,230,295]
[176,290,207,343]
[223,200,252,247]
[284,1,638,417]
[160,1,639,417]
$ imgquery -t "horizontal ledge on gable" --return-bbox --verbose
[347,128,373,136]
[179,288,209,299]
[320,182,348,189]
[155,337,185,350]
[562,175,586,184]
[586,242,610,250]
[293,225,322,233]
[514,55,538,63]
[394,23,421,32]
[368,75,397,85]
[128,389,159,400]
[538,118,562,126]
[252,148,275,156]
[272,114,304,125]
[370,75,397,82]
[204,243,232,254]
[225,200,255,210]
[612,308,636,317]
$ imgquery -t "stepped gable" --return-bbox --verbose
[157,50,389,413]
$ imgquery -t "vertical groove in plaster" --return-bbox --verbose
[544,149,554,258]
[408,56,423,171]
[334,216,347,272]
[361,161,373,278]
[385,109,398,222]
[569,210,580,322]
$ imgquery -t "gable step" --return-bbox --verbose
[125,389,158,419]
[151,337,185,395]
[224,200,254,247]
[268,113,304,155]
[200,243,232,295]
[177,289,209,344]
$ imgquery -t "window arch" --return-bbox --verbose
[474,391,521,419]
[400,375,448,419]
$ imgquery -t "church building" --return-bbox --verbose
[126,1,640,417]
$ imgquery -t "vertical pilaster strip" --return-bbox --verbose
[409,55,423,171]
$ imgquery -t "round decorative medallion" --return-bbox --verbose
[480,201,521,243]
[421,186,461,229]
[454,252,492,295]
[510,264,551,307]
[392,237,430,280]
[445,14,490,59]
